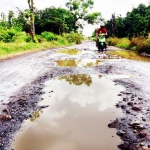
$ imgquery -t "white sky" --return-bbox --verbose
[0,0,149,36]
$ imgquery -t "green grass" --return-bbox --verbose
[108,50,150,62]
[0,41,74,60]
[107,36,150,54]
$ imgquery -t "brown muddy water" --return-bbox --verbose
[55,59,101,67]
[11,74,124,150]
[57,49,81,55]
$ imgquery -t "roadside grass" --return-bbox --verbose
[107,37,130,48]
[0,31,84,60]
[108,50,150,62]
[107,36,150,54]
[0,41,74,60]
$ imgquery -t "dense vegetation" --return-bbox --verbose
[106,4,150,54]
[0,0,101,58]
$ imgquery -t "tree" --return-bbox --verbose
[0,12,7,27]
[106,4,150,38]
[8,11,15,27]
[27,0,37,42]
[34,7,74,34]
[66,0,102,31]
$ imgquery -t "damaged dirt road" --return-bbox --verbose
[0,41,150,150]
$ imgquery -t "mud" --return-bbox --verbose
[0,41,150,150]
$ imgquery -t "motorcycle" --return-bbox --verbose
[97,33,106,52]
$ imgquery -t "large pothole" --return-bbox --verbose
[11,74,124,150]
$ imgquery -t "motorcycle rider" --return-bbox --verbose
[96,22,107,49]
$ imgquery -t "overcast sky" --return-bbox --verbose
[0,0,149,36]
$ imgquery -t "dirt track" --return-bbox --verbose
[0,41,150,150]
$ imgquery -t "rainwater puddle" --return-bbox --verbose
[55,59,102,67]
[11,74,124,150]
[57,49,81,55]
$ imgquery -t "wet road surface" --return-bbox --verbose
[0,41,150,150]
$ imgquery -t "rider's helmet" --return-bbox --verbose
[100,22,105,27]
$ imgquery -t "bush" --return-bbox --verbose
[36,35,46,43]
[107,36,150,54]
[56,36,68,45]
[107,37,120,46]
[63,32,83,44]
[41,31,57,41]
[13,32,32,43]
[130,46,137,51]
[107,37,130,48]
[0,27,30,43]
[130,37,148,53]
[116,43,130,49]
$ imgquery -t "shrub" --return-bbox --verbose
[13,32,31,43]
[36,35,46,43]
[0,27,30,43]
[130,37,146,53]
[56,36,68,45]
[130,46,137,51]
[107,37,130,48]
[41,31,57,41]
[107,37,120,46]
[108,36,150,54]
[116,43,130,49]
[63,32,83,44]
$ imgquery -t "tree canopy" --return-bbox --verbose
[106,4,150,38]
[0,0,102,36]
[66,0,102,31]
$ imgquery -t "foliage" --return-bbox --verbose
[0,40,74,59]
[0,27,31,43]
[107,37,121,46]
[41,32,57,41]
[63,32,83,44]
[107,36,150,54]
[106,4,150,38]
[66,0,102,31]
[34,7,74,34]
[0,0,101,36]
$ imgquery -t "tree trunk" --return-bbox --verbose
[28,0,37,42]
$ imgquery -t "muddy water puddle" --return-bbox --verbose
[57,49,81,55]
[11,74,124,150]
[55,59,102,67]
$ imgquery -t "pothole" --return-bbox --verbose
[55,59,102,67]
[11,74,124,150]
[57,49,81,55]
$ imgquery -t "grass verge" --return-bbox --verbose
[108,50,150,62]
[107,36,150,54]
[0,41,75,60]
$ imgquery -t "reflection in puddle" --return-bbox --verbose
[55,59,81,67]
[55,59,101,67]
[57,49,81,55]
[59,74,92,86]
[11,74,124,150]
[30,110,43,122]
